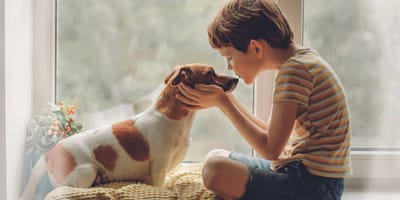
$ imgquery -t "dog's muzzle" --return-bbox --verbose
[222,78,239,92]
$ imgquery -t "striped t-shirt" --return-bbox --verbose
[271,47,352,178]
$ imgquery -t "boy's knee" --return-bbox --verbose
[202,149,231,189]
[204,149,230,162]
[202,156,227,190]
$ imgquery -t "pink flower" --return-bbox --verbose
[66,105,75,115]
[65,125,71,132]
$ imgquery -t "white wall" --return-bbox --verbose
[1,0,7,199]
[5,0,33,199]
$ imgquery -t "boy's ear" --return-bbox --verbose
[249,39,264,58]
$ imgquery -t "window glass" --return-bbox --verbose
[56,0,253,161]
[304,0,400,147]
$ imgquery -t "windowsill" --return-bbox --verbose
[343,188,400,200]
[184,151,400,190]
[345,150,400,190]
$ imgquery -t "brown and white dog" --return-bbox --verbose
[20,63,238,200]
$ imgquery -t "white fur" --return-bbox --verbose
[20,103,195,200]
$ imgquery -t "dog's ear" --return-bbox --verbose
[164,68,177,84]
[171,67,191,86]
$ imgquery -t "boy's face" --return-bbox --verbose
[217,46,261,85]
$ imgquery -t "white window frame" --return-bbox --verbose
[5,0,54,199]
[1,0,6,199]
[20,1,400,198]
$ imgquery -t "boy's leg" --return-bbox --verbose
[203,149,296,200]
[202,149,249,199]
[203,149,345,200]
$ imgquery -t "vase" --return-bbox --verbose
[20,151,53,200]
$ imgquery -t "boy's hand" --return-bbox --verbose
[176,83,227,111]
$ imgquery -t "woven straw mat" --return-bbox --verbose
[45,163,221,200]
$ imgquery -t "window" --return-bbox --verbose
[56,0,253,161]
[299,0,400,187]
[303,0,400,148]
[35,0,400,191]
[277,0,400,188]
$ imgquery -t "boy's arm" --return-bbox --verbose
[177,83,297,160]
[176,83,267,130]
[220,94,297,160]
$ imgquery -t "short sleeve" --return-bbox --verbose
[273,64,312,106]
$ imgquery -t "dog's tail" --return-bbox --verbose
[19,155,47,200]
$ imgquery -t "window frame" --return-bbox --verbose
[1,0,6,199]
[5,0,54,199]
[32,0,400,191]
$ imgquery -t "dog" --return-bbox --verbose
[20,63,238,200]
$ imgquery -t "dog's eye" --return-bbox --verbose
[205,70,214,77]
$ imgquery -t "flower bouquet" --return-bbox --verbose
[24,100,83,155]
[21,100,83,199]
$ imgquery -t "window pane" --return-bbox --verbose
[56,0,252,161]
[304,0,400,147]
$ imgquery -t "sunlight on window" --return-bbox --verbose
[304,0,400,147]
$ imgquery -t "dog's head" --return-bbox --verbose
[158,63,238,120]
[164,63,238,93]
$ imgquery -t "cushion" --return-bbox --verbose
[45,163,220,200]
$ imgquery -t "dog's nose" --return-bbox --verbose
[230,78,239,86]
[223,78,239,92]
[232,78,239,84]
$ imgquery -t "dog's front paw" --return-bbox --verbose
[151,174,166,187]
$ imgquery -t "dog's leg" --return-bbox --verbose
[62,164,98,188]
[20,155,47,200]
[150,158,169,187]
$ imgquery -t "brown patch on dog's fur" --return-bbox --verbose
[157,67,190,120]
[47,143,77,185]
[93,145,117,171]
[156,86,189,120]
[112,119,150,161]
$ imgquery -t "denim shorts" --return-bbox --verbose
[229,152,344,200]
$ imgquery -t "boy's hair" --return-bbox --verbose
[208,0,294,53]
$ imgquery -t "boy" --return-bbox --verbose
[176,0,351,199]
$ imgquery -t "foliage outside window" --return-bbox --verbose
[57,0,400,163]
[56,0,253,161]
[303,0,400,147]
